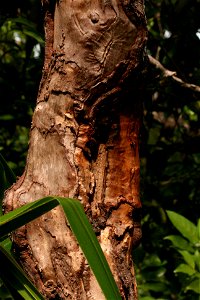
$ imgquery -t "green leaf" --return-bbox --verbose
[0,114,15,121]
[147,127,161,145]
[178,250,195,269]
[194,250,200,271]
[186,279,200,294]
[140,282,168,292]
[0,153,16,187]
[8,17,44,46]
[0,153,16,216]
[141,253,166,268]
[141,267,166,281]
[0,196,121,300]
[0,277,14,299]
[166,211,198,244]
[197,219,200,241]
[0,237,12,254]
[0,161,8,202]
[23,30,44,46]
[57,197,122,300]
[174,263,195,276]
[164,235,193,252]
[0,196,58,239]
[0,244,44,299]
[10,17,37,29]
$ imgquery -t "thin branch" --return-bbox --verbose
[148,55,200,94]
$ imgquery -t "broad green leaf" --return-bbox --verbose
[0,244,44,299]
[194,250,200,271]
[0,196,121,300]
[178,250,195,269]
[186,279,200,294]
[166,211,198,244]
[174,263,195,276]
[164,235,193,252]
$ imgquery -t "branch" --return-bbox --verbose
[148,55,200,94]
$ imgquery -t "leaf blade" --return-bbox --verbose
[0,244,44,299]
[174,263,195,276]
[164,235,193,252]
[166,210,198,244]
[0,197,122,299]
[186,279,200,294]
[178,250,195,269]
[0,196,58,239]
[57,197,122,300]
[0,153,16,186]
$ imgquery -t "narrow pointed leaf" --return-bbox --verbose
[0,197,58,239]
[57,197,122,300]
[0,196,122,299]
[0,161,7,215]
[0,153,16,216]
[23,30,44,45]
[0,237,12,253]
[186,279,200,294]
[0,153,16,186]
[0,244,44,299]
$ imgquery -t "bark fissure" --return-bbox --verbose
[3,1,147,299]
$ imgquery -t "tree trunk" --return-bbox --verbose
[3,1,147,299]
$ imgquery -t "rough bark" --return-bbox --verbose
[3,1,147,299]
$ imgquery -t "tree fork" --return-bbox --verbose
[3,0,147,299]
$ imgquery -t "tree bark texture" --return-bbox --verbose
[4,1,147,299]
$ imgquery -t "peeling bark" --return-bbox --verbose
[3,0,147,299]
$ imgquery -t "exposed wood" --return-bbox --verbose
[3,1,147,299]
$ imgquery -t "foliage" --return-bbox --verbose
[0,0,43,174]
[165,211,200,296]
[134,249,171,300]
[134,211,200,300]
[137,0,200,298]
[0,155,121,300]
